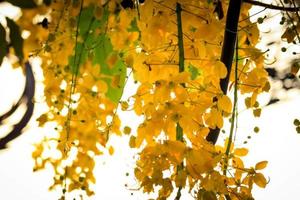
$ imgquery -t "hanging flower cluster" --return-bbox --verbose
[12,0,271,199]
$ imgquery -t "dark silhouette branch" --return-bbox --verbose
[243,0,300,11]
[206,0,242,145]
[0,62,35,149]
[0,97,22,125]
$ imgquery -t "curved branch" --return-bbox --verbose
[0,96,22,125]
[0,62,35,149]
[243,0,300,11]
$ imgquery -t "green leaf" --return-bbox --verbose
[68,5,105,74]
[6,0,37,8]
[188,64,200,80]
[78,5,108,36]
[93,35,126,103]
[68,43,88,74]
[68,5,126,103]
[127,18,139,32]
[0,23,7,65]
[78,6,95,36]
[6,17,23,61]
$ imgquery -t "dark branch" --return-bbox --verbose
[206,0,242,144]
[0,62,35,149]
[243,0,300,11]
[0,97,22,125]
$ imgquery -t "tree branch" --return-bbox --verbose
[0,62,35,149]
[243,0,300,11]
[206,0,242,144]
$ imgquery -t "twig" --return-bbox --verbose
[243,0,300,11]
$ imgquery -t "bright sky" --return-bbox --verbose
[1,1,300,200]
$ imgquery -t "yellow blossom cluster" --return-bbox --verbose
[17,0,123,196]
[14,0,271,198]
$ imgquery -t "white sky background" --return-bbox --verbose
[1,1,300,200]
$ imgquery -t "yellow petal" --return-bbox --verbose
[234,148,248,157]
[96,80,108,93]
[125,54,134,67]
[120,101,129,111]
[123,126,131,135]
[164,140,186,163]
[106,53,118,69]
[204,108,223,129]
[94,6,103,20]
[36,114,48,126]
[111,75,120,88]
[108,146,114,155]
[250,92,258,107]
[254,173,267,188]
[262,81,270,92]
[253,108,261,117]
[255,161,268,170]
[218,95,232,113]
[214,61,227,79]
[129,135,136,148]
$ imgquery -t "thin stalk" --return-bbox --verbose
[66,0,84,141]
[63,0,84,198]
[222,35,239,200]
[244,0,300,11]
[224,36,239,173]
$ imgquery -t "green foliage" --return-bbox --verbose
[187,64,200,80]
[92,34,126,103]
[68,5,126,103]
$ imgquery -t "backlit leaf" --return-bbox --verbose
[234,148,248,157]
[108,146,114,155]
[93,35,126,103]
[291,61,300,76]
[254,173,267,188]
[69,5,126,103]
[253,108,261,117]
[255,161,268,170]
[214,61,227,79]
[123,126,131,135]
[188,64,200,80]
[218,95,232,113]
[281,27,295,43]
[129,135,136,148]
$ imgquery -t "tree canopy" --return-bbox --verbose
[0,0,300,200]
